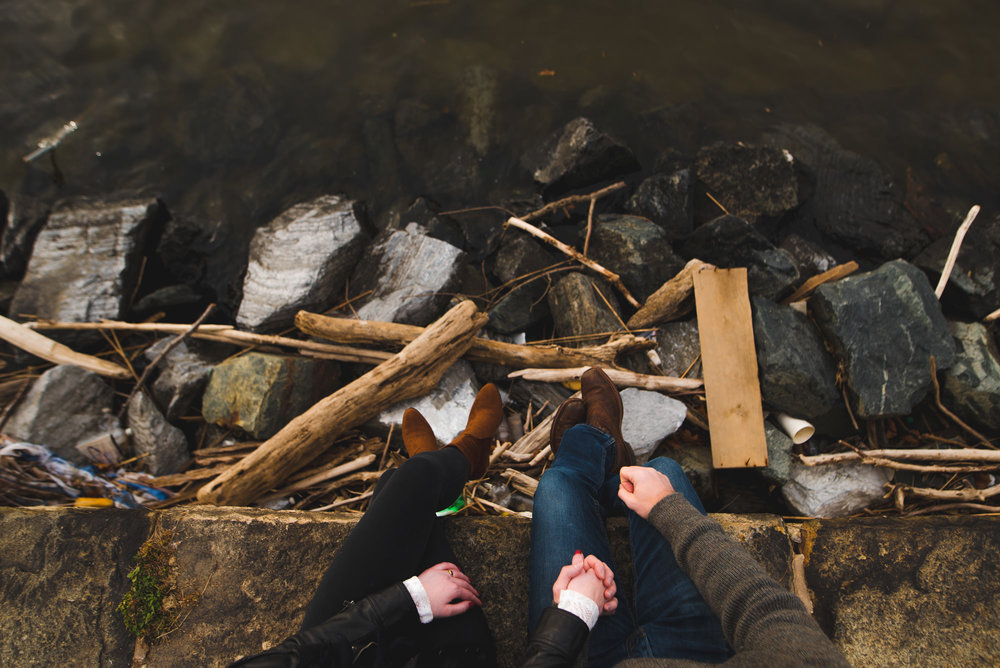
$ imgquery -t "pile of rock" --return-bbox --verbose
[1,117,998,518]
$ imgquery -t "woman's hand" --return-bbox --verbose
[417,562,481,619]
[552,552,618,614]
[618,466,676,519]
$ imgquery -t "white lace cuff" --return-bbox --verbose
[557,589,600,630]
[403,576,434,624]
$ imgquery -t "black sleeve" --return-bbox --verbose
[229,582,418,667]
[520,606,589,668]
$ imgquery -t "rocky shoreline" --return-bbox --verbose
[1,116,998,518]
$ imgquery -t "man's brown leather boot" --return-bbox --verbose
[581,367,635,471]
[448,383,503,480]
[402,408,438,458]
[549,397,586,455]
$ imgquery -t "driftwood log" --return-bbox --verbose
[626,259,711,329]
[295,310,654,369]
[507,366,703,392]
[196,300,488,506]
[0,314,132,379]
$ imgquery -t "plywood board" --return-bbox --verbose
[693,267,768,468]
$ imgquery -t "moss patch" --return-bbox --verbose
[116,529,196,641]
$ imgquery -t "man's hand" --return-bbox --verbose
[417,562,481,618]
[618,466,676,519]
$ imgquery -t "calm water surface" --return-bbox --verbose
[2,0,997,240]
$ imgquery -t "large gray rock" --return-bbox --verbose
[656,320,702,378]
[4,365,115,464]
[779,234,837,282]
[487,236,552,334]
[127,391,190,476]
[143,339,218,421]
[680,215,799,300]
[752,296,840,419]
[201,353,340,439]
[588,214,686,302]
[695,143,801,228]
[547,273,623,346]
[942,321,1000,431]
[375,360,482,445]
[762,422,794,485]
[351,223,466,325]
[625,170,694,240]
[782,461,891,518]
[914,230,999,320]
[811,260,956,418]
[620,388,687,463]
[11,198,166,322]
[522,117,639,193]
[236,195,367,332]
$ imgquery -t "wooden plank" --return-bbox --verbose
[693,267,768,468]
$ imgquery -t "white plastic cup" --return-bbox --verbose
[775,413,815,444]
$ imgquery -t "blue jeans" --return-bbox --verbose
[529,424,731,667]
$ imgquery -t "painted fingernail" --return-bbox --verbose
[574,550,582,556]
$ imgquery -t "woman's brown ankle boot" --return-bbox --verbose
[402,408,438,458]
[448,383,503,479]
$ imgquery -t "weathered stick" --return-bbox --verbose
[505,216,640,308]
[0,314,132,379]
[627,259,711,329]
[507,366,703,392]
[930,356,995,449]
[521,181,626,223]
[504,468,539,496]
[935,205,981,298]
[258,453,377,504]
[311,491,374,512]
[31,319,392,365]
[985,307,1000,323]
[295,310,654,369]
[196,301,488,506]
[891,481,1000,503]
[780,261,860,305]
[798,448,1000,465]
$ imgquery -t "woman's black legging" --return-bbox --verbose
[299,446,493,654]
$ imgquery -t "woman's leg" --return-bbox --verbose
[299,446,468,629]
[529,423,636,667]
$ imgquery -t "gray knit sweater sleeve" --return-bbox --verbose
[622,494,850,668]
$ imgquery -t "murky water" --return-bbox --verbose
[2,1,997,253]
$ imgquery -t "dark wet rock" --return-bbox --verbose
[811,260,956,418]
[201,353,340,440]
[680,215,799,300]
[127,391,190,476]
[4,365,115,464]
[0,194,50,280]
[670,445,715,501]
[588,214,686,302]
[486,235,553,332]
[10,198,167,323]
[547,273,623,346]
[625,170,694,240]
[942,322,1000,431]
[131,284,207,320]
[763,124,929,260]
[782,461,891,518]
[779,233,838,282]
[913,229,999,320]
[761,422,794,486]
[752,296,840,419]
[374,361,481,444]
[236,196,368,332]
[350,223,467,325]
[620,388,687,463]
[656,320,702,378]
[523,117,639,193]
[394,99,481,202]
[143,339,219,422]
[694,143,801,228]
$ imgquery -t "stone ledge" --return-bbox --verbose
[2,507,997,667]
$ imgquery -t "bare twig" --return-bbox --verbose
[798,447,1000,466]
[781,261,859,305]
[118,304,216,421]
[311,490,374,511]
[935,205,981,298]
[890,481,1000,503]
[520,181,626,223]
[929,356,995,449]
[583,197,596,256]
[0,314,131,379]
[508,366,702,392]
[903,502,1000,516]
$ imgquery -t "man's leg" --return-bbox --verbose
[620,457,731,662]
[529,424,636,667]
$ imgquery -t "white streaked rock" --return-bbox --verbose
[620,388,687,463]
[236,195,366,331]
